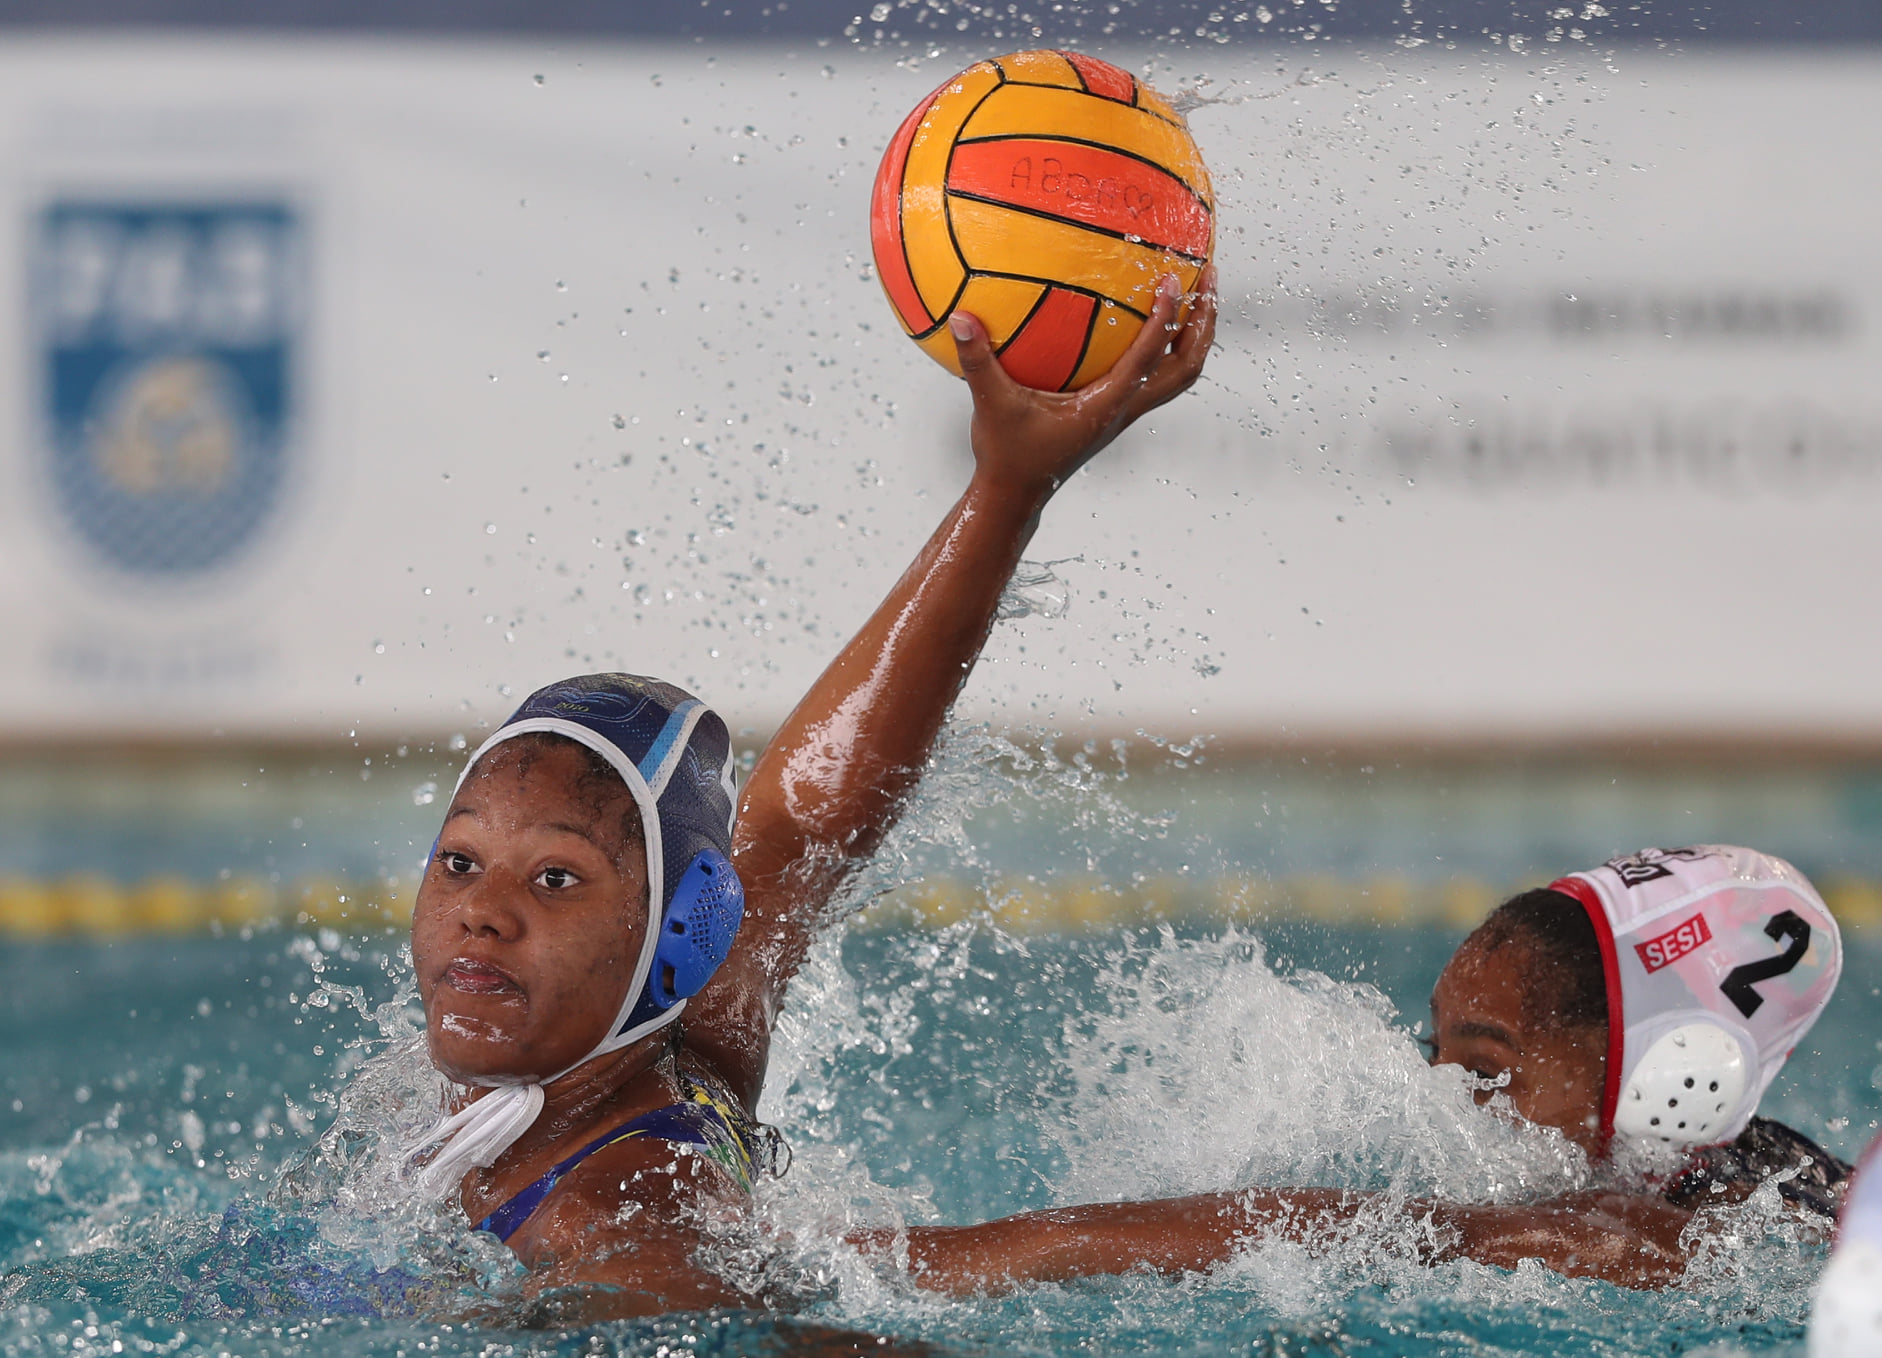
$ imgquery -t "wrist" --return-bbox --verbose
[962,466,1056,529]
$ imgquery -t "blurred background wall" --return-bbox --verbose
[1,0,1879,933]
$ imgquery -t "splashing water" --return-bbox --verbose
[0,733,1866,1353]
[735,915,1839,1352]
[996,559,1076,623]
[1047,928,1592,1205]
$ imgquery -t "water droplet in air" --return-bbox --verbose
[998,560,1073,621]
[412,781,438,807]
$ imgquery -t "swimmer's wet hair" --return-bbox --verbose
[468,731,647,855]
[1469,888,1607,1032]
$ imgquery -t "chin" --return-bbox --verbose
[426,1009,536,1084]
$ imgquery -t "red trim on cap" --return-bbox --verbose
[1550,874,1625,1156]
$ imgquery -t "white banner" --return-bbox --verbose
[0,38,1874,744]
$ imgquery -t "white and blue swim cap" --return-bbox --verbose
[411,673,745,1192]
[459,673,744,1049]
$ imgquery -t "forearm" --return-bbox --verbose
[1426,1192,1693,1289]
[694,470,1056,1101]
[736,468,1049,875]
[858,1190,1358,1296]
[857,1188,1696,1296]
[729,273,1211,903]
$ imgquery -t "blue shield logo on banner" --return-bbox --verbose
[32,202,301,577]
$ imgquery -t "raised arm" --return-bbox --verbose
[851,1186,1695,1295]
[686,272,1217,1105]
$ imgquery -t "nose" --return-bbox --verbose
[457,867,529,940]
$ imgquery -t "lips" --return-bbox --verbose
[441,958,523,997]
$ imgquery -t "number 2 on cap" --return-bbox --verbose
[1719,910,1811,1019]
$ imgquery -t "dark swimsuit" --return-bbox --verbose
[475,1069,784,1243]
[1663,1116,1852,1218]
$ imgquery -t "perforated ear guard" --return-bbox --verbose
[1612,1020,1752,1143]
[649,850,746,1008]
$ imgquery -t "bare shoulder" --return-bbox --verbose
[500,1132,754,1313]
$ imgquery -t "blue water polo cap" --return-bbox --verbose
[452,673,745,1058]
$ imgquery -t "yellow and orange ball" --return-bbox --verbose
[870,50,1214,391]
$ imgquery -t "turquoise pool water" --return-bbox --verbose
[1,918,1873,1356]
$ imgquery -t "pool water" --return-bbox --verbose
[1,916,1874,1356]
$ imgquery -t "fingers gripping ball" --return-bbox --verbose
[651,850,745,1008]
[870,49,1215,391]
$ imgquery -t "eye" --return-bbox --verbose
[536,866,580,890]
[438,850,479,876]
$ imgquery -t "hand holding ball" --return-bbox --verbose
[870,50,1215,391]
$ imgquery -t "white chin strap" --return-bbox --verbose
[405,1003,685,1198]
[408,1083,546,1196]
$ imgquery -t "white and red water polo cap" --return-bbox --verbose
[1549,846,1840,1148]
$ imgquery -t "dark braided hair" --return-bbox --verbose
[1465,887,1608,1033]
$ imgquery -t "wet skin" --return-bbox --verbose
[1427,937,1609,1156]
[412,741,756,1315]
[696,274,1220,1115]
[411,740,645,1086]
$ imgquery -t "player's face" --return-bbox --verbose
[411,741,647,1085]
[1428,937,1608,1155]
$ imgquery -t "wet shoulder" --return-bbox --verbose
[502,1122,749,1268]
[1663,1116,1853,1217]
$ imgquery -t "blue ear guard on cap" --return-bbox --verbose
[651,849,745,1007]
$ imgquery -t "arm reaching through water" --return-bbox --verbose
[684,271,1217,1107]
[851,1186,1696,1295]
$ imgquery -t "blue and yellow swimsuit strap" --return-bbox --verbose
[474,1071,780,1243]
[674,1067,788,1190]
